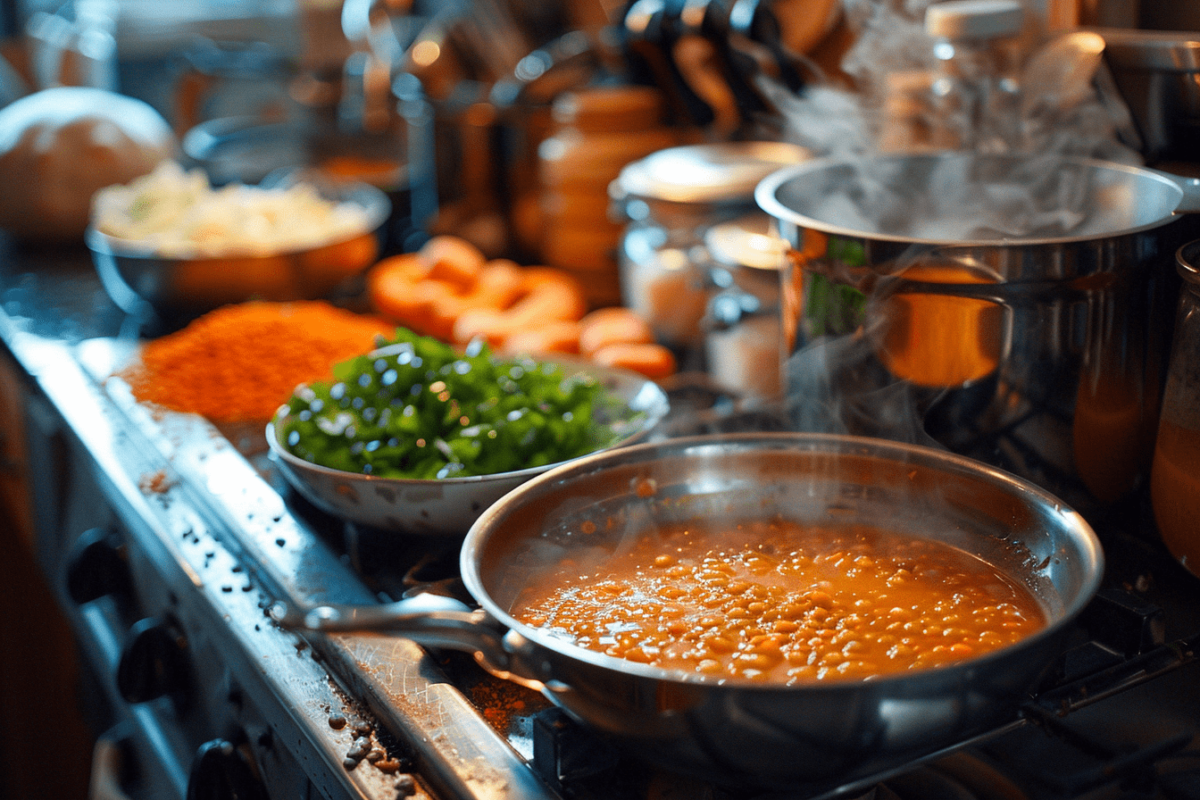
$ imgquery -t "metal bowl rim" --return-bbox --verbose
[84,178,392,262]
[265,357,671,489]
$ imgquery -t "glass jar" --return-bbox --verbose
[924,0,1025,152]
[611,142,807,366]
[702,213,789,401]
[705,213,787,309]
[1150,240,1200,578]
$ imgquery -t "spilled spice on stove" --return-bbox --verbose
[468,676,547,733]
[120,301,392,424]
[138,469,172,494]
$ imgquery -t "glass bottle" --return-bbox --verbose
[1150,241,1200,578]
[924,0,1024,152]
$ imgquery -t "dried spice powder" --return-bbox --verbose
[467,676,547,733]
[122,301,392,423]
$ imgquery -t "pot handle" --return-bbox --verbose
[270,594,527,679]
[1157,170,1200,215]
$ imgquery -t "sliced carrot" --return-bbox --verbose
[473,259,528,309]
[452,268,588,347]
[511,280,589,324]
[513,266,589,320]
[366,253,432,327]
[424,259,527,341]
[451,307,509,347]
[578,306,655,358]
[500,320,582,358]
[591,342,677,380]
[404,279,461,337]
[420,235,486,288]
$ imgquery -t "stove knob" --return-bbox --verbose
[65,526,132,605]
[116,617,191,705]
[186,739,267,800]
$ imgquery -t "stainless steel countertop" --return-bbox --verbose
[0,233,560,800]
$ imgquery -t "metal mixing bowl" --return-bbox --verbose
[1100,27,1200,164]
[265,357,671,536]
[86,177,391,329]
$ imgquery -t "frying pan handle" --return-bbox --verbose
[269,595,524,677]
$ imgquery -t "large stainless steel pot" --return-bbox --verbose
[755,152,1200,520]
[273,433,1103,792]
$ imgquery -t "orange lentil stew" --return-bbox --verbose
[511,518,1046,684]
[120,301,393,424]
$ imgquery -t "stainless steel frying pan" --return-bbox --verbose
[273,432,1104,792]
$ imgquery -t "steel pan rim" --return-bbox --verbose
[461,431,1105,691]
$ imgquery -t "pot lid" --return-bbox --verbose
[615,141,810,205]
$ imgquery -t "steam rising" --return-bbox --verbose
[738,2,1172,503]
[780,152,1154,243]
[765,0,1141,168]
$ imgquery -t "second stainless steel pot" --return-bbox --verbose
[273,433,1103,792]
[756,152,1200,520]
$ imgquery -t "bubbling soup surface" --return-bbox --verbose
[511,518,1046,683]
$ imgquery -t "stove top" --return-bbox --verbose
[39,335,1200,800]
[321,519,1200,800]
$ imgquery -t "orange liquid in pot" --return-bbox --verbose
[512,519,1045,684]
[1151,419,1200,577]
[1073,368,1156,503]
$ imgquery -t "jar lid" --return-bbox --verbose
[704,213,788,271]
[924,0,1023,40]
[615,141,810,205]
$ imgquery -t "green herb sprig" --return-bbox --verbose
[276,328,623,479]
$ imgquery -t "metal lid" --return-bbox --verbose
[925,0,1023,40]
[704,213,788,271]
[614,141,810,205]
[1100,29,1200,73]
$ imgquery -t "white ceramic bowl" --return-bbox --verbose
[266,358,670,535]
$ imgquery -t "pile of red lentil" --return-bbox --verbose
[120,301,392,423]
